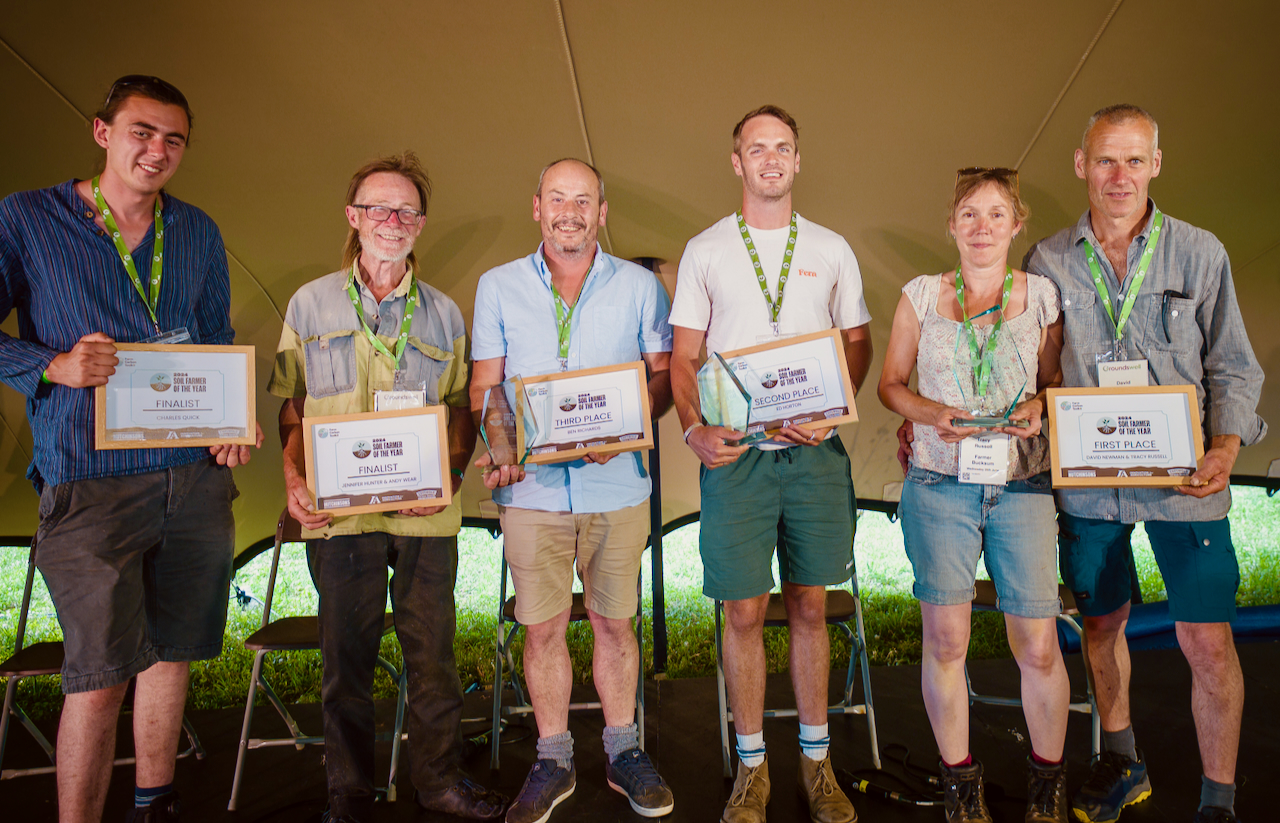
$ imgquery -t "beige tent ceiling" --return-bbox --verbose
[2,1,1278,550]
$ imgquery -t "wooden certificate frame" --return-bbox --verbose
[1046,385,1205,487]
[718,328,859,436]
[521,361,654,465]
[303,406,452,515]
[94,343,256,449]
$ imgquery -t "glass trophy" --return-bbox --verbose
[481,376,539,465]
[696,353,769,445]
[951,309,1031,428]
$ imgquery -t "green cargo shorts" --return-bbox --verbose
[699,436,856,601]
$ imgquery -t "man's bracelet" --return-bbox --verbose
[40,369,52,384]
[450,468,465,480]
[683,423,701,443]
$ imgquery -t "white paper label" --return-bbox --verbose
[958,433,1010,485]
[374,390,426,411]
[1098,360,1150,388]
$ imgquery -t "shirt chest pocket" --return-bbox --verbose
[585,306,638,361]
[1059,289,1100,343]
[1147,295,1199,353]
[402,337,455,402]
[304,330,358,398]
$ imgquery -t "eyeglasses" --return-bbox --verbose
[102,75,186,110]
[956,166,1019,183]
[351,205,426,225]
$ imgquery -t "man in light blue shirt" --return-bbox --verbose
[470,159,674,822]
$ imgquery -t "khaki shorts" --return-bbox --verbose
[498,502,649,625]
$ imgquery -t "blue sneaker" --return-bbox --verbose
[605,748,674,817]
[1071,750,1151,823]
[506,759,576,823]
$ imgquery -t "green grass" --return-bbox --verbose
[3,486,1279,722]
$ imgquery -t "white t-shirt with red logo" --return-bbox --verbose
[670,213,871,355]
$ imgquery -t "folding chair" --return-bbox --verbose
[227,511,408,810]
[713,538,882,778]
[490,546,647,771]
[966,579,1101,756]
[0,536,204,780]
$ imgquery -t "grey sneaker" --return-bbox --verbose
[505,759,576,823]
[606,748,674,817]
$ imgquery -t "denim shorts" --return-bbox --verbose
[899,466,1060,618]
[1058,512,1238,623]
[34,459,238,693]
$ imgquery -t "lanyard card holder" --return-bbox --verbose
[373,372,426,411]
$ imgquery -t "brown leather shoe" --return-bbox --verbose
[416,777,509,820]
[798,753,857,823]
[722,757,771,823]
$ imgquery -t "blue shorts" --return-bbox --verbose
[1057,513,1238,623]
[900,467,1061,619]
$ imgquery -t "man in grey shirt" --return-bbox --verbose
[1024,104,1264,823]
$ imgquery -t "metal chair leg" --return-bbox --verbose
[228,650,267,810]
[714,601,732,779]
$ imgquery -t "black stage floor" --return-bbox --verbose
[2,642,1274,821]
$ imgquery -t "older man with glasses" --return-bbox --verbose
[269,152,506,823]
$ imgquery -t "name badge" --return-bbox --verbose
[1098,360,1150,388]
[374,390,425,411]
[958,433,1010,485]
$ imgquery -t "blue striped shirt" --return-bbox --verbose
[0,180,234,489]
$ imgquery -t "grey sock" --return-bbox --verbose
[1102,726,1138,761]
[603,723,639,762]
[536,731,574,770]
[1199,775,1235,814]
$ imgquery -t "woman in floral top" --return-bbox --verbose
[878,169,1070,823]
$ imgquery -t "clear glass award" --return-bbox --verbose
[697,353,769,445]
[951,309,1030,428]
[481,376,539,465]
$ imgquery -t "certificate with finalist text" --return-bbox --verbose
[303,406,451,515]
[1046,385,1205,487]
[522,361,654,465]
[94,343,256,449]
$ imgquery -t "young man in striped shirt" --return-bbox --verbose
[0,76,260,823]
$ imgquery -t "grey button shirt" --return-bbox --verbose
[1024,202,1266,523]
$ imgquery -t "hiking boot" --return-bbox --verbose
[505,759,576,823]
[722,756,771,823]
[1192,808,1239,823]
[605,748,674,817]
[1070,750,1151,823]
[798,752,857,823]
[1026,758,1067,822]
[941,760,993,823]
[124,791,180,823]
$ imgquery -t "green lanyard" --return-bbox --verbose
[551,284,575,371]
[92,176,164,332]
[955,265,1013,397]
[737,210,798,336]
[1081,208,1164,344]
[346,263,418,369]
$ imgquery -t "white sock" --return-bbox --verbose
[799,722,830,761]
[735,731,766,768]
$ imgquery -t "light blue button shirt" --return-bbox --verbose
[472,244,673,513]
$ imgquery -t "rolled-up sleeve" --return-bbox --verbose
[1199,248,1266,445]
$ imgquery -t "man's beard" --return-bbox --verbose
[546,220,593,257]
[363,236,413,263]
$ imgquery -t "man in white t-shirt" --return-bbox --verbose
[669,105,873,823]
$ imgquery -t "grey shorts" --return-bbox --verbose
[34,459,238,694]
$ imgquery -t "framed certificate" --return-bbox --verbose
[717,328,858,436]
[303,406,451,515]
[521,361,654,465]
[1046,385,1205,487]
[94,343,256,449]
